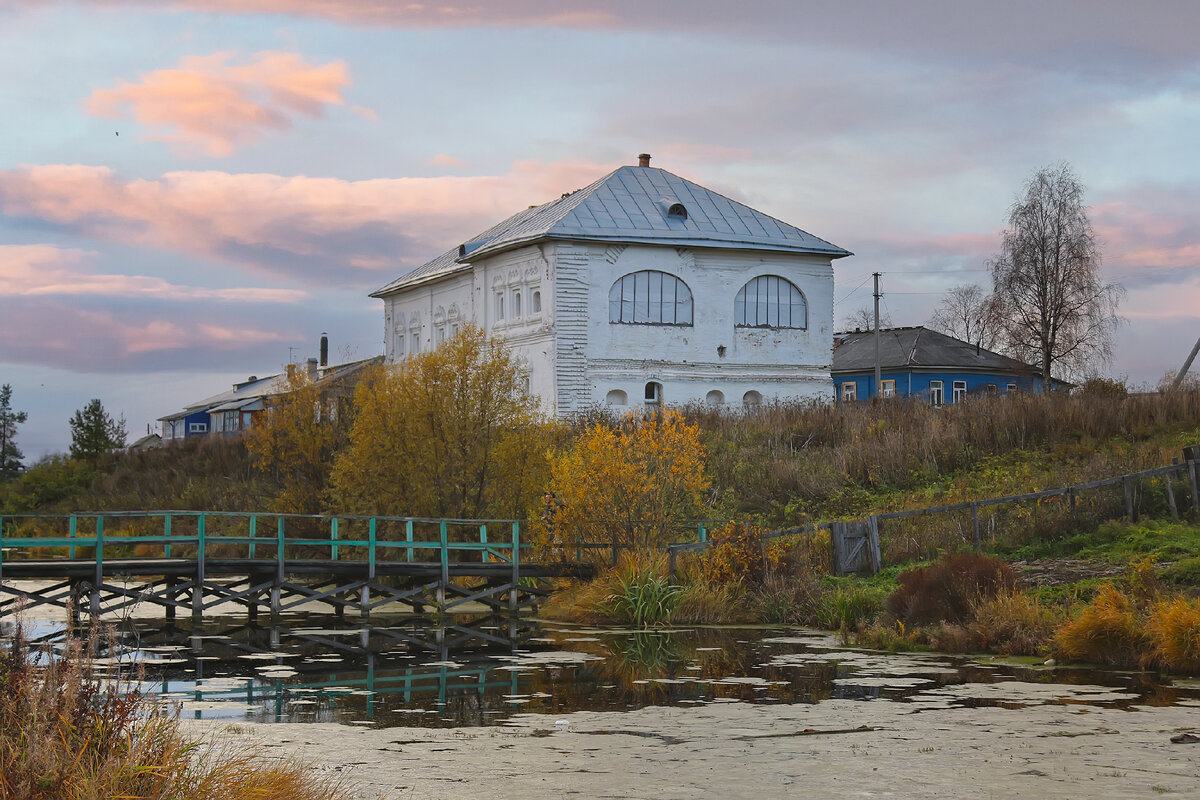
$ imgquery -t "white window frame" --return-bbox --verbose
[880,379,896,398]
[1006,382,1018,392]
[929,380,944,406]
[841,382,857,402]
[644,381,662,405]
[953,380,967,403]
[188,422,208,434]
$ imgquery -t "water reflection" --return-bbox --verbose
[6,615,1197,728]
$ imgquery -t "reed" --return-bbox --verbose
[0,622,350,800]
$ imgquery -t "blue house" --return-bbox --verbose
[831,326,1064,404]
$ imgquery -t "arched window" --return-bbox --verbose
[532,290,542,313]
[609,271,693,325]
[734,275,807,329]
[513,291,522,318]
[743,390,762,408]
[705,390,724,405]
[606,389,628,406]
[644,382,662,405]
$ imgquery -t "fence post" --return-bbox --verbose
[1166,470,1180,520]
[1190,459,1199,514]
[830,522,843,577]
[1124,476,1136,523]
[330,517,339,561]
[1068,487,1077,517]
[668,546,678,579]
[69,515,77,559]
[480,524,489,564]
[405,520,414,563]
[163,514,172,558]
[867,516,882,573]
[970,503,981,552]
[91,516,104,616]
[698,523,707,543]
[249,514,257,559]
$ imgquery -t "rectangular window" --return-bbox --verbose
[929,380,944,406]
[532,290,542,313]
[435,326,446,346]
[841,382,857,402]
[396,332,405,357]
[953,380,967,403]
[496,294,504,321]
[188,422,207,433]
[880,379,896,398]
[1006,383,1017,392]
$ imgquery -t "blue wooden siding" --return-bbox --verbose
[834,370,1046,403]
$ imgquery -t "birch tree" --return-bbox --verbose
[989,163,1123,385]
[928,284,1002,350]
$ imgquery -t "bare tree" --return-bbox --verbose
[928,284,1002,350]
[989,163,1123,386]
[840,305,892,332]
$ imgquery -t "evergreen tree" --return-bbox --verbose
[68,399,127,462]
[0,384,28,481]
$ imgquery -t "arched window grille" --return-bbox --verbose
[734,275,807,329]
[608,271,693,325]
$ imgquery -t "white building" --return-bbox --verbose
[371,155,851,414]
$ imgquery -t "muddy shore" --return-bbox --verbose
[186,691,1200,799]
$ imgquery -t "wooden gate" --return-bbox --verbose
[831,519,881,577]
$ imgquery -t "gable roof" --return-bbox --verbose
[372,164,851,297]
[832,326,1038,375]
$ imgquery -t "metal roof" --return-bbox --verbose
[832,326,1038,375]
[372,165,852,297]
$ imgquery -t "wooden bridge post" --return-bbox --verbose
[438,520,448,611]
[163,514,172,558]
[405,520,414,562]
[330,516,339,561]
[193,514,206,621]
[248,514,257,559]
[68,515,77,559]
[91,516,104,617]
[362,518,376,616]
[480,524,489,564]
[510,521,520,615]
[271,516,284,618]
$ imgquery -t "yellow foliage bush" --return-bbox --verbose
[702,520,764,586]
[330,326,552,520]
[545,409,709,562]
[969,590,1061,656]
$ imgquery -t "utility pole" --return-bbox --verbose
[873,272,882,397]
[1171,335,1200,390]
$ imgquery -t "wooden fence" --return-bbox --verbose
[668,454,1200,577]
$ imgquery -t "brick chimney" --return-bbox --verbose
[638,153,651,167]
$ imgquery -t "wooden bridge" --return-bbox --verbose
[0,512,594,621]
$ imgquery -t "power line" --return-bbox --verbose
[833,274,873,307]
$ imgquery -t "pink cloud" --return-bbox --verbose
[0,244,307,302]
[86,51,354,156]
[429,153,468,167]
[0,159,610,284]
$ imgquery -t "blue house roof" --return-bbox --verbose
[372,161,852,297]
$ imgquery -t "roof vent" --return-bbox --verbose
[658,198,688,221]
[638,153,651,167]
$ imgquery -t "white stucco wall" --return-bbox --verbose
[381,240,835,417]
[569,242,834,412]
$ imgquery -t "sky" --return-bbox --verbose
[2,0,1199,458]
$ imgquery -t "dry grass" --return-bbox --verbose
[969,590,1062,656]
[1053,584,1149,668]
[0,623,351,800]
[1147,596,1200,673]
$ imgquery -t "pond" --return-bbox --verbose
[9,612,1197,729]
